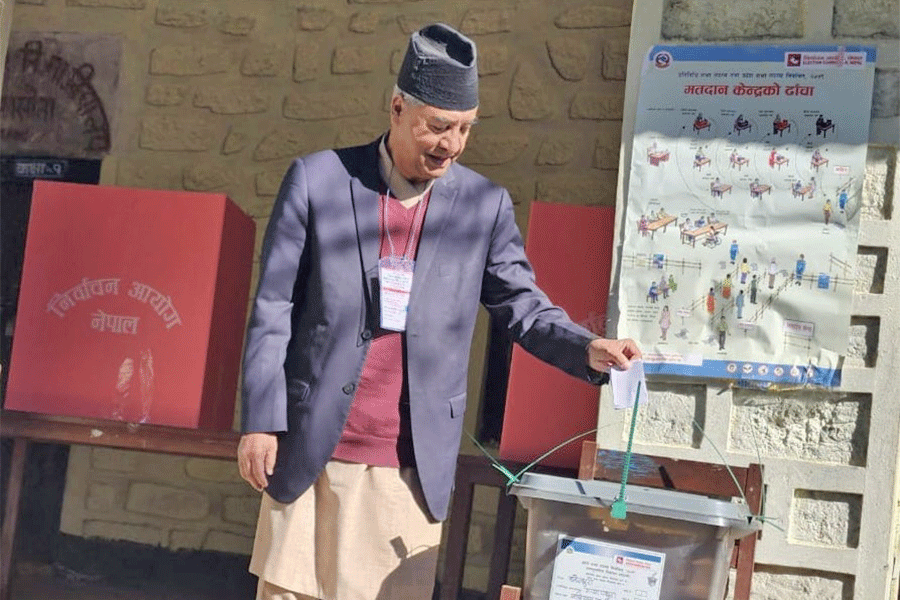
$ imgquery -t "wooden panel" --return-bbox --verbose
[0,410,238,459]
[587,446,753,500]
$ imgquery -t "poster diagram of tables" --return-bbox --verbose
[618,45,876,386]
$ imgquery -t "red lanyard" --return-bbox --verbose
[379,189,431,260]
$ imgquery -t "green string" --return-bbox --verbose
[466,427,599,488]
[691,417,782,532]
[610,381,642,520]
[466,382,779,532]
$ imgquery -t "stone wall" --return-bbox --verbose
[6,0,634,589]
[7,0,900,597]
[61,446,254,554]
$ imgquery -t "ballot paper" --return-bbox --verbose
[548,535,665,600]
[610,359,650,409]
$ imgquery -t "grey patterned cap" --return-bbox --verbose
[396,23,479,111]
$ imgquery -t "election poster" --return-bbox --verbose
[617,45,876,387]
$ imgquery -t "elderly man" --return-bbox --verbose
[239,23,640,600]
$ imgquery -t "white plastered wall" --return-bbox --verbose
[599,1,900,599]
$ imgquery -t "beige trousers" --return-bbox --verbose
[250,460,441,600]
[257,579,318,600]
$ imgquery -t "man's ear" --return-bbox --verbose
[391,95,403,118]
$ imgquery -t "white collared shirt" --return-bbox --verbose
[378,135,434,205]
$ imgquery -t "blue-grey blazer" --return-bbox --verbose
[241,138,604,520]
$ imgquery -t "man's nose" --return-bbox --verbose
[438,130,463,155]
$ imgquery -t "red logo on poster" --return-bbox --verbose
[787,53,802,67]
[654,51,672,69]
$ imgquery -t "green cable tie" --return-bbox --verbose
[611,381,642,520]
[466,427,598,488]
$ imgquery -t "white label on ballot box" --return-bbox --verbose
[548,535,665,600]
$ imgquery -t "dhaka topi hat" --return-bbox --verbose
[396,23,479,111]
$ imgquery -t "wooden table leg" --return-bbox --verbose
[1,437,29,600]
[499,584,521,600]
[486,491,518,600]
[440,467,475,600]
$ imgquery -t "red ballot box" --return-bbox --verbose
[4,181,255,430]
[499,201,615,469]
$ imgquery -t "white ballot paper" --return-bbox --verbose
[610,359,650,409]
[548,535,665,600]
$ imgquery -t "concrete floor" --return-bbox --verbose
[8,563,464,600]
[12,576,220,600]
[9,562,253,600]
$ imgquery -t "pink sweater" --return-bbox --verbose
[331,191,429,467]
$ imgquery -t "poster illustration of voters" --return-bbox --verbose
[617,45,876,387]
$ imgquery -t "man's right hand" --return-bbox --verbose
[237,432,278,492]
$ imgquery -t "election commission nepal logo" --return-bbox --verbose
[787,53,802,66]
[654,51,672,69]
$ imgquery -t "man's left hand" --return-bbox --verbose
[587,337,642,372]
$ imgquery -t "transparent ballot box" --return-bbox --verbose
[510,472,761,600]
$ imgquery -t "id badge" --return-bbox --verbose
[379,256,415,331]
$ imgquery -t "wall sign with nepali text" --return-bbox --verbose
[2,33,119,157]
